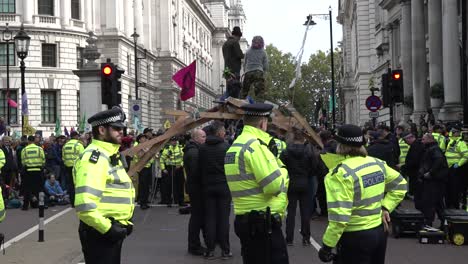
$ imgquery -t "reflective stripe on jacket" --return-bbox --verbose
[73,139,135,234]
[224,125,289,217]
[160,144,183,170]
[21,144,45,171]
[322,156,407,248]
[62,139,85,167]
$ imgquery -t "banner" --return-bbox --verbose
[172,60,196,101]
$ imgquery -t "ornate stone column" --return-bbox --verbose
[428,0,444,115]
[411,0,428,117]
[124,0,134,37]
[440,0,463,121]
[134,0,144,45]
[22,0,33,24]
[61,0,71,26]
[400,0,413,120]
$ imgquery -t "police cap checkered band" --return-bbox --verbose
[241,103,273,117]
[335,124,365,147]
[88,107,126,128]
[89,115,121,127]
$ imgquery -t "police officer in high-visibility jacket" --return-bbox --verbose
[432,124,446,152]
[21,135,46,210]
[445,127,468,209]
[398,137,409,166]
[160,137,185,206]
[74,107,135,264]
[62,131,84,207]
[0,186,5,222]
[318,124,407,264]
[225,103,289,264]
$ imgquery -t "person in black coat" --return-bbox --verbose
[1,136,17,187]
[377,124,400,164]
[199,122,232,259]
[367,131,398,168]
[315,131,338,217]
[280,129,317,246]
[183,129,207,256]
[400,132,425,196]
[418,133,449,226]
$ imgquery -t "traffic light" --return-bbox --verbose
[101,60,125,108]
[390,69,403,103]
[381,73,390,107]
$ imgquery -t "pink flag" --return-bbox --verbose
[172,60,197,101]
[8,98,17,108]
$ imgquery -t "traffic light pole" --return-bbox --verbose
[387,67,395,131]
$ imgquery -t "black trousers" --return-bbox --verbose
[204,184,231,252]
[316,176,327,216]
[161,166,184,204]
[446,167,461,209]
[334,225,387,264]
[234,215,289,264]
[459,164,468,208]
[22,170,43,209]
[79,221,125,264]
[286,190,310,242]
[138,167,152,205]
[188,189,205,250]
[64,166,75,207]
[416,180,445,226]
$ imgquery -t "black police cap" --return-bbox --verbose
[88,106,126,128]
[335,124,365,147]
[240,103,273,117]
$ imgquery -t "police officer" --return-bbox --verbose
[62,131,84,207]
[0,185,4,222]
[74,107,135,264]
[445,127,468,209]
[21,135,46,210]
[318,124,407,264]
[160,137,185,206]
[224,103,289,264]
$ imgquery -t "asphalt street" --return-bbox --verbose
[1,203,468,263]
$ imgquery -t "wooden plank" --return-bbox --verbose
[199,112,243,120]
[163,109,189,116]
[226,97,248,108]
[285,104,324,149]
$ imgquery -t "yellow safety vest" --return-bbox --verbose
[0,149,5,170]
[322,156,407,248]
[274,138,287,158]
[432,133,446,152]
[445,137,468,168]
[398,138,409,165]
[62,139,85,167]
[21,144,45,171]
[0,186,5,222]
[73,139,135,234]
[160,144,183,170]
[224,125,289,217]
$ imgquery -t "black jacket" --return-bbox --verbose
[367,139,397,168]
[419,142,449,182]
[402,139,425,175]
[280,143,317,192]
[222,36,244,75]
[1,145,16,172]
[385,133,400,163]
[183,140,202,193]
[199,135,230,186]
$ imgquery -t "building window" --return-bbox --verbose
[0,0,15,13]
[0,43,15,66]
[41,91,57,123]
[0,90,18,124]
[38,0,53,15]
[42,43,57,67]
[71,0,80,19]
[76,47,84,68]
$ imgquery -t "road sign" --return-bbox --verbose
[130,99,142,120]
[369,111,380,118]
[365,95,382,112]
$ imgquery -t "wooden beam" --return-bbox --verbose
[284,104,324,149]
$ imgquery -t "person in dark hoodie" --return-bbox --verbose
[418,133,449,227]
[222,26,244,78]
[377,124,400,164]
[280,128,317,246]
[199,121,232,259]
[400,132,425,197]
[367,130,398,169]
[183,128,207,256]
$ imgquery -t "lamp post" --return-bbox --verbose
[220,83,225,97]
[304,6,336,128]
[2,23,13,135]
[14,24,30,135]
[131,28,147,100]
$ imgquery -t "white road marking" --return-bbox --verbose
[3,207,73,249]
[310,236,321,251]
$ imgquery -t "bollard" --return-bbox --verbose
[38,192,45,242]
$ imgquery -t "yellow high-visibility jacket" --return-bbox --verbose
[21,144,45,171]
[445,137,468,168]
[0,186,5,222]
[160,144,183,170]
[398,138,409,165]
[62,139,85,167]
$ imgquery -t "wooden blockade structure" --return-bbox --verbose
[122,97,323,177]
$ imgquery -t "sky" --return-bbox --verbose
[242,0,342,60]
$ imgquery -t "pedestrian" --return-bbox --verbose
[242,36,268,101]
[225,103,289,264]
[222,26,244,78]
[183,128,207,256]
[74,107,135,264]
[21,135,46,210]
[1,136,17,188]
[160,137,185,206]
[62,131,84,207]
[0,185,4,222]
[417,133,449,227]
[134,134,153,210]
[377,124,400,165]
[444,127,468,209]
[315,130,338,217]
[280,128,316,246]
[318,124,406,264]
[367,130,398,169]
[200,122,232,259]
[400,132,425,197]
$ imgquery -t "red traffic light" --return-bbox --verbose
[393,72,401,80]
[102,65,113,76]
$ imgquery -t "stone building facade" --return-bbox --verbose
[338,0,466,126]
[0,0,244,136]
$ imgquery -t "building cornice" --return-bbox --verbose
[186,0,217,31]
[379,0,400,10]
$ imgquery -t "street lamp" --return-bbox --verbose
[2,23,13,135]
[304,6,336,129]
[14,24,30,135]
[131,28,147,100]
